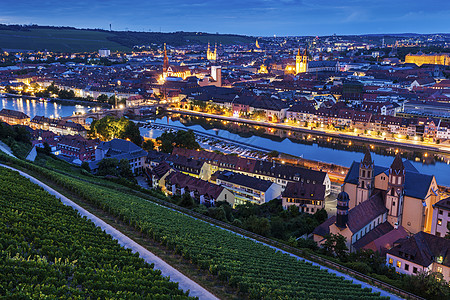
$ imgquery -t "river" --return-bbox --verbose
[1,96,92,118]
[2,96,450,186]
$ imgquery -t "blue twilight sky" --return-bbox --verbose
[0,0,449,36]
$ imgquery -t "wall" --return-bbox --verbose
[263,182,283,203]
[430,206,450,238]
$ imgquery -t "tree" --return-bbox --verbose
[243,215,271,236]
[142,139,154,151]
[313,208,328,224]
[47,82,59,94]
[267,150,279,158]
[118,159,134,179]
[323,233,348,258]
[97,158,119,176]
[97,94,108,102]
[89,116,142,146]
[156,130,199,153]
[81,161,91,172]
[121,121,142,146]
[179,193,195,209]
[43,142,51,155]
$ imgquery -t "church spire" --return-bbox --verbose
[163,43,169,73]
[362,146,373,168]
[390,153,405,175]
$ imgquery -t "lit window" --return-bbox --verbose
[397,261,401,268]
[437,219,442,226]
[389,258,393,265]
[437,266,443,273]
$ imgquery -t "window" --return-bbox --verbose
[438,209,443,215]
[437,219,442,226]
[396,261,401,268]
[437,266,443,273]
[393,201,396,207]
[405,264,409,271]
[413,267,418,274]
[389,258,393,265]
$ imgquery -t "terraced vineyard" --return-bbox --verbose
[2,157,387,299]
[0,167,192,299]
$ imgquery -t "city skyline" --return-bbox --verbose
[1,0,449,36]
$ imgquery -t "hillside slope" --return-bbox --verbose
[0,24,253,52]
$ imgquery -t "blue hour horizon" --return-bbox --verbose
[0,0,449,36]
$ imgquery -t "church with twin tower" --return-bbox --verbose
[314,149,440,252]
[295,47,308,74]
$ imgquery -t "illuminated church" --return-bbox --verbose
[295,47,308,74]
[162,43,191,80]
[284,47,308,75]
[207,43,217,61]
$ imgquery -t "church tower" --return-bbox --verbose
[386,153,405,227]
[295,47,308,74]
[207,42,217,61]
[163,43,169,78]
[335,191,350,229]
[356,147,374,206]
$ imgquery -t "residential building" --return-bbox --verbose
[146,161,175,189]
[0,109,29,125]
[430,197,450,238]
[171,148,331,195]
[90,139,148,175]
[57,135,98,162]
[282,181,326,213]
[386,232,450,282]
[166,154,211,180]
[215,171,282,206]
[165,171,234,207]
[30,116,87,137]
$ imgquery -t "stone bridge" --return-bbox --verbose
[63,109,125,125]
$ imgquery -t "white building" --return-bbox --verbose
[99,48,111,57]
[430,197,450,238]
[386,232,450,282]
[216,171,282,206]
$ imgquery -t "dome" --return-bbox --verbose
[337,191,350,202]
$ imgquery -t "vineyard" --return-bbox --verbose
[0,155,388,299]
[0,167,193,299]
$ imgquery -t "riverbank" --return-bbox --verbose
[167,108,450,156]
[3,93,111,108]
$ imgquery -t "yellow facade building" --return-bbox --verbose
[207,43,217,61]
[405,53,449,66]
[296,48,308,74]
